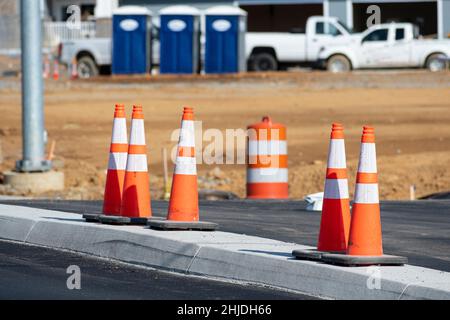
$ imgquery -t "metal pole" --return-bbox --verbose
[17,0,51,172]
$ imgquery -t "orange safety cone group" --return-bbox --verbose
[147,107,217,231]
[100,105,153,225]
[294,124,407,266]
[84,106,406,265]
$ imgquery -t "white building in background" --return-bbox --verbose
[118,0,450,39]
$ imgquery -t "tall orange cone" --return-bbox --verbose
[347,126,382,256]
[147,107,217,231]
[53,59,59,80]
[321,126,407,266]
[168,107,199,222]
[43,55,50,79]
[70,58,78,80]
[84,104,128,223]
[293,123,351,261]
[100,105,152,225]
[317,123,351,252]
[103,104,128,214]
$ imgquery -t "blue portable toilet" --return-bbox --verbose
[112,6,152,75]
[204,6,247,74]
[159,5,201,74]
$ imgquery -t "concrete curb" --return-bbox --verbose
[1,204,449,300]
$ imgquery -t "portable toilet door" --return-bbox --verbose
[204,6,247,74]
[159,5,201,74]
[112,6,152,75]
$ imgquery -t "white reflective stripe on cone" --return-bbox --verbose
[247,168,288,183]
[327,139,346,169]
[111,118,127,144]
[248,140,287,156]
[108,152,127,170]
[354,183,379,204]
[324,178,349,199]
[358,143,377,173]
[129,119,146,146]
[126,154,148,172]
[174,156,197,175]
[179,120,195,147]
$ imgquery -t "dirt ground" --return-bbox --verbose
[0,70,449,200]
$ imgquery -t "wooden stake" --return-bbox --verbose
[162,147,170,200]
[409,185,416,201]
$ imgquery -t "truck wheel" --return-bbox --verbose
[249,53,278,72]
[77,55,99,79]
[327,55,351,73]
[426,53,448,72]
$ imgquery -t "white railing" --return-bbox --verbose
[43,21,96,47]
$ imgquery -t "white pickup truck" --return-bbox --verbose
[318,22,450,72]
[59,16,353,77]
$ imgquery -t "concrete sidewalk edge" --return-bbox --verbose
[0,204,449,300]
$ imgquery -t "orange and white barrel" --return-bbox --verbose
[246,116,288,199]
[102,104,128,215]
[167,107,199,221]
[120,105,152,218]
[347,126,383,256]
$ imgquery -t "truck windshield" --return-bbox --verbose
[337,20,353,34]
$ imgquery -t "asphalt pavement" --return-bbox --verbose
[0,239,314,300]
[1,199,449,272]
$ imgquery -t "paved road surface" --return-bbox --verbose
[1,199,450,272]
[0,240,313,300]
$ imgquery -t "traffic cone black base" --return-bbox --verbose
[98,215,162,226]
[147,220,217,231]
[82,213,101,223]
[292,248,344,262]
[320,253,407,267]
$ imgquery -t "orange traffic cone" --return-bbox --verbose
[347,126,382,256]
[168,107,199,221]
[84,104,128,222]
[317,123,351,252]
[103,104,128,214]
[100,105,152,225]
[43,55,50,79]
[321,126,407,266]
[70,58,78,80]
[53,59,59,80]
[147,107,217,231]
[293,123,351,261]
